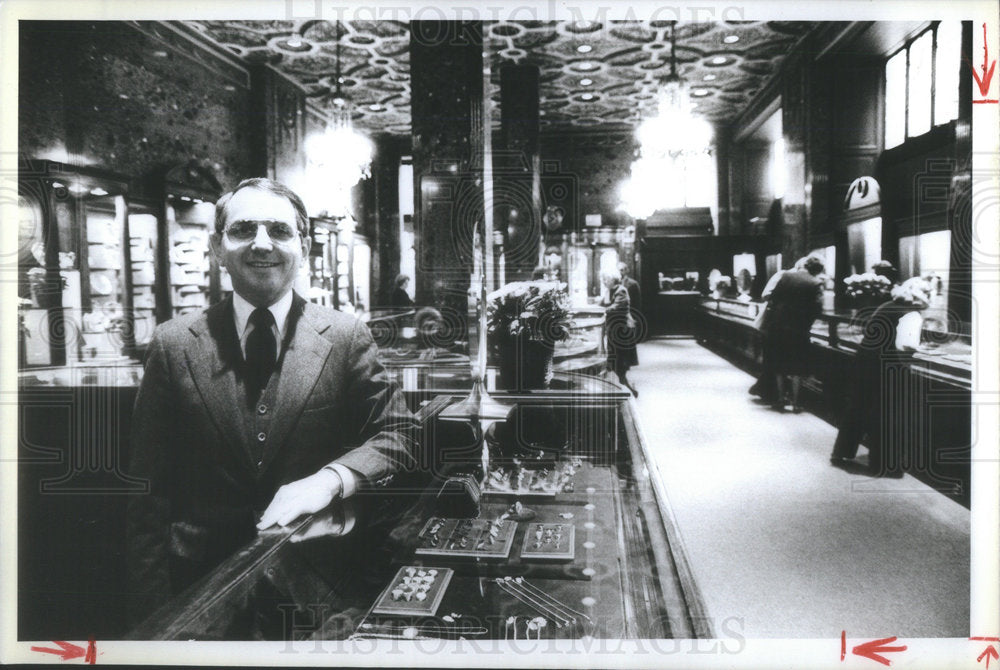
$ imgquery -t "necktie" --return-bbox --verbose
[245,307,277,400]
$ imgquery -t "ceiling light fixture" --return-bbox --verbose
[304,20,374,218]
[723,34,740,44]
[623,21,714,218]
[577,44,593,53]
[579,78,593,86]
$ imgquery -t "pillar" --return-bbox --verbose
[409,21,484,328]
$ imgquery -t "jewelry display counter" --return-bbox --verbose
[695,298,972,504]
[124,373,706,641]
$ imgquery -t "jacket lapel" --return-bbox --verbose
[260,294,335,471]
[184,296,256,473]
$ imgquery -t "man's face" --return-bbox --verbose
[210,187,311,308]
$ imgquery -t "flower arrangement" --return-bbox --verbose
[843,272,893,304]
[486,281,572,344]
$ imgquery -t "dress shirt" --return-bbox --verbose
[232,290,358,499]
[233,290,293,359]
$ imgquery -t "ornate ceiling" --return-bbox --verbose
[183,20,814,137]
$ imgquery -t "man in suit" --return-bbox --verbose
[126,178,418,619]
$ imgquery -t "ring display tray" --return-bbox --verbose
[371,566,454,617]
[519,523,575,561]
[415,517,517,560]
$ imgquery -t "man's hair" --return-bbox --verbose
[214,178,310,238]
[395,273,410,288]
[802,255,826,276]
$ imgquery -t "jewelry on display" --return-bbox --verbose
[495,577,573,627]
[513,576,592,622]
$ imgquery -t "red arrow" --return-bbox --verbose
[853,636,908,666]
[30,640,88,661]
[979,645,1000,669]
[971,23,997,101]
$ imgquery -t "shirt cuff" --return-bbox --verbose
[324,463,359,499]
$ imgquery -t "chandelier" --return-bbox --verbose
[636,22,714,158]
[304,21,373,216]
[620,22,714,218]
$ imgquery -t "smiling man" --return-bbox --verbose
[125,178,418,620]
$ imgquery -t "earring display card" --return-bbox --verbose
[415,517,517,560]
[371,566,454,617]
[519,523,575,561]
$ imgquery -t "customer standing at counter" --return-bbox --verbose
[618,261,643,343]
[760,254,825,412]
[126,178,418,619]
[749,255,807,402]
[830,277,934,477]
[602,269,639,397]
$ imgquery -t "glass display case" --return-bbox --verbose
[125,371,705,641]
[554,306,605,374]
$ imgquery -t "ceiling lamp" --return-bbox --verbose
[304,21,373,216]
[621,22,714,218]
[635,22,714,157]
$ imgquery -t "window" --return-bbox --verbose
[884,22,962,149]
[899,230,951,317]
[770,137,786,200]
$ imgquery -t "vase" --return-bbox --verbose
[495,336,555,391]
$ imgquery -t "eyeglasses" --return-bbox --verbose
[223,220,299,243]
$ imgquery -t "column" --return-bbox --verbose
[497,64,542,281]
[409,21,484,326]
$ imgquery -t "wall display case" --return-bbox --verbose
[127,204,160,346]
[18,188,53,366]
[160,162,224,318]
[80,194,130,362]
[124,371,706,641]
[166,196,217,317]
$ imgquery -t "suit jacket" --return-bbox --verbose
[126,293,418,617]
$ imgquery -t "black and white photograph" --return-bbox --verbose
[2,0,998,667]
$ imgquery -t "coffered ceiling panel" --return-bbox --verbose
[183,20,814,137]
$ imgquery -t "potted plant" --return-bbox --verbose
[843,272,893,310]
[486,281,571,390]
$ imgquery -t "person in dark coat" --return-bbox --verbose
[749,256,808,402]
[830,277,933,477]
[391,273,414,308]
[602,269,639,396]
[760,254,825,412]
[617,262,643,345]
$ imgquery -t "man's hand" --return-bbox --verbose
[256,468,342,530]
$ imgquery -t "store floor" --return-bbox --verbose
[631,336,970,639]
